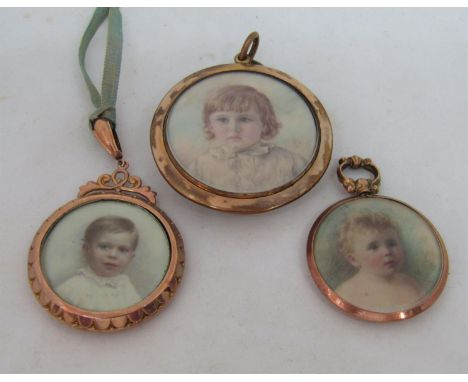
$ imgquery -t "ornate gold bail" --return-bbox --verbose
[337,156,381,196]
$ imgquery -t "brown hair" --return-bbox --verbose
[202,85,282,140]
[84,216,139,250]
[338,212,400,258]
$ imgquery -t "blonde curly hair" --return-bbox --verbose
[338,211,400,260]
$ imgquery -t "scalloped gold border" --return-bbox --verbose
[28,193,184,332]
[306,195,449,322]
[150,63,333,213]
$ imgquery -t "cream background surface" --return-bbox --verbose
[0,8,466,373]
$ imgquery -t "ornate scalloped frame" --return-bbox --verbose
[306,195,449,322]
[150,63,333,213]
[28,164,184,332]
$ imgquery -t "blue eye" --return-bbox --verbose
[367,241,378,251]
[118,246,130,253]
[98,243,110,250]
[217,117,229,123]
[239,117,251,123]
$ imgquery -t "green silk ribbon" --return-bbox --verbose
[79,7,122,129]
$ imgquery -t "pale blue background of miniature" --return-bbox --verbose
[314,197,442,292]
[42,200,170,299]
[0,7,466,373]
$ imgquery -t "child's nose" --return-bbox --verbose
[230,120,241,132]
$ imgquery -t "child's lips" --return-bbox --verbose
[227,135,241,141]
[384,260,397,268]
[103,262,118,268]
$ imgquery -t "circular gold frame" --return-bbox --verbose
[150,63,333,213]
[306,195,448,322]
[28,193,184,332]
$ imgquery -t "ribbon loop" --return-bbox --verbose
[79,7,122,129]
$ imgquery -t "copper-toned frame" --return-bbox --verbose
[306,195,449,322]
[150,63,333,213]
[28,192,184,332]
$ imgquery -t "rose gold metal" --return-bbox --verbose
[28,164,184,332]
[93,118,123,160]
[150,62,333,213]
[235,32,260,65]
[78,160,156,204]
[306,158,448,322]
[337,155,380,196]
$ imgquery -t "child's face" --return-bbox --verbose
[84,231,136,277]
[207,107,264,152]
[346,228,405,277]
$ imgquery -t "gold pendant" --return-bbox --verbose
[150,32,332,213]
[307,156,448,322]
[29,124,184,332]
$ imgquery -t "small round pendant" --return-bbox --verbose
[28,162,184,331]
[307,157,448,322]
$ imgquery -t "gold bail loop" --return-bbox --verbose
[337,156,381,196]
[93,119,123,160]
[235,32,260,65]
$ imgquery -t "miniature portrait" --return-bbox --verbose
[312,198,445,314]
[41,200,171,312]
[165,72,318,194]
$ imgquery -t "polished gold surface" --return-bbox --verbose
[235,31,260,65]
[28,164,184,332]
[307,195,448,322]
[337,155,380,196]
[150,34,333,213]
[93,119,122,160]
[307,157,448,322]
[78,160,156,204]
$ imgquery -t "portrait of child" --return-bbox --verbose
[55,216,142,311]
[312,198,444,315]
[165,72,318,194]
[335,212,424,312]
[188,85,307,193]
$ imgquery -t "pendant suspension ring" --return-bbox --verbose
[235,32,260,65]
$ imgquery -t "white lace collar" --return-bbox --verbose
[209,142,272,159]
[76,267,129,289]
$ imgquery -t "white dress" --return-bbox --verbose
[55,267,142,311]
[189,142,307,193]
